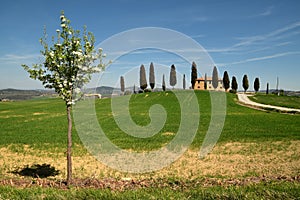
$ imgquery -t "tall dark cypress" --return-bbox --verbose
[140,64,147,91]
[169,64,177,89]
[231,76,238,92]
[191,62,197,89]
[212,66,219,89]
[120,76,125,93]
[149,62,155,90]
[162,74,166,91]
[254,77,260,92]
[242,74,249,93]
[222,71,230,91]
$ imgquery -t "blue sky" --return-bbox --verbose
[1,0,300,90]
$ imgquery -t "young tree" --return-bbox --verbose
[242,74,249,93]
[231,76,238,92]
[191,62,197,89]
[21,11,108,185]
[140,64,147,91]
[183,74,186,90]
[204,73,207,90]
[162,74,166,91]
[254,77,260,93]
[149,62,155,90]
[169,64,177,89]
[212,66,219,89]
[120,76,125,94]
[222,71,230,91]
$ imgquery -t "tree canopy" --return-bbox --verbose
[22,11,106,106]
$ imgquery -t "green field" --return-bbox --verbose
[249,93,300,109]
[0,90,299,199]
[1,91,299,150]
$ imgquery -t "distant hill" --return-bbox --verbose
[259,89,300,96]
[0,86,117,101]
[0,89,55,101]
[95,86,115,95]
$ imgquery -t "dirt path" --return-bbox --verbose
[237,93,300,113]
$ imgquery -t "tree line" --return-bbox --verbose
[221,71,260,93]
[191,62,261,93]
[120,61,262,94]
[120,62,184,93]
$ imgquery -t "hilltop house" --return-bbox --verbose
[84,93,102,99]
[194,77,224,91]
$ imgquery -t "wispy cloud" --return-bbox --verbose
[249,6,274,18]
[275,42,292,47]
[218,51,300,66]
[235,21,300,47]
[207,21,300,54]
[258,6,273,16]
[0,54,41,64]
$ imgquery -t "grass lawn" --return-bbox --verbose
[249,93,300,109]
[0,90,299,198]
[0,181,299,200]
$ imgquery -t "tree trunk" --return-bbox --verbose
[66,105,72,185]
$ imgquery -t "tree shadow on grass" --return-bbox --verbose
[12,163,59,178]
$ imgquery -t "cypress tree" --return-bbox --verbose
[231,76,238,92]
[162,74,166,91]
[191,62,197,89]
[204,73,207,90]
[149,62,155,90]
[140,64,147,91]
[266,83,269,94]
[242,74,249,93]
[120,76,125,93]
[222,71,230,91]
[254,77,260,93]
[169,64,177,89]
[183,74,186,90]
[212,66,219,89]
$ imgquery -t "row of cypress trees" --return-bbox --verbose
[224,72,260,93]
[120,63,184,92]
[120,62,260,93]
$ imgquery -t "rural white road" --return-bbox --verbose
[237,93,300,113]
